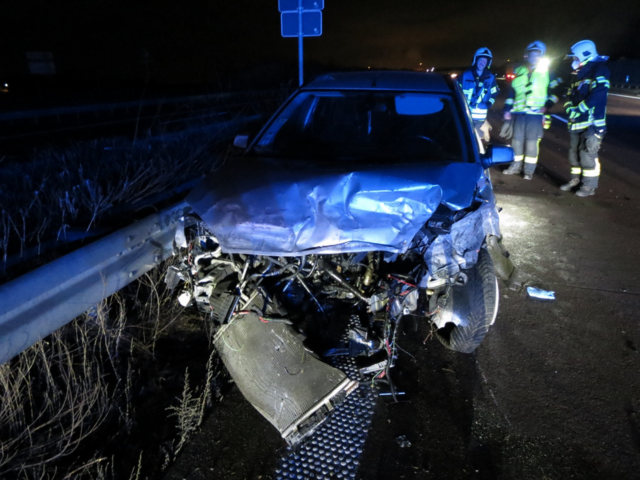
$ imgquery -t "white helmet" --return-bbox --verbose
[472,47,493,68]
[567,40,598,66]
[525,40,547,56]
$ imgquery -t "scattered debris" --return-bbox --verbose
[396,435,412,448]
[527,286,556,300]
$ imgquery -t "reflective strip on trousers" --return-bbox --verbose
[514,154,524,161]
[524,156,538,164]
[582,158,601,177]
[571,167,582,175]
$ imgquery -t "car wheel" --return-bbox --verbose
[436,248,499,353]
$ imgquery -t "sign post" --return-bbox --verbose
[298,0,303,87]
[279,0,324,86]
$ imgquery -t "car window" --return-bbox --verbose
[254,91,467,162]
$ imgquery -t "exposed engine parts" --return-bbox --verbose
[167,218,502,445]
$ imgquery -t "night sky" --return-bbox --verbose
[1,0,640,84]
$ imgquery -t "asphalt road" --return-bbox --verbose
[164,93,640,480]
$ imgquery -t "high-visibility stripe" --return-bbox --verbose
[578,101,589,113]
[570,121,592,130]
[490,86,499,94]
[505,98,514,105]
[489,98,495,105]
[571,167,582,175]
[549,95,559,103]
[524,156,538,164]
[514,154,524,161]
[594,119,606,127]
[583,158,601,177]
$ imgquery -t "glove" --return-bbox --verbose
[480,120,491,142]
[585,125,605,154]
[566,106,580,120]
[500,119,513,139]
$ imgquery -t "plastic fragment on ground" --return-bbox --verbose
[527,286,555,300]
[177,291,192,306]
[396,435,412,448]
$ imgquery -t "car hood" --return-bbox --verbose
[186,158,483,256]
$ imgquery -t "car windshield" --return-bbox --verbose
[253,91,466,162]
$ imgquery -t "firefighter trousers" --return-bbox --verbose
[569,128,602,189]
[512,114,544,175]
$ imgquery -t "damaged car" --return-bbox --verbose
[168,71,515,447]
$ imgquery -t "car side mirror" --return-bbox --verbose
[481,144,514,169]
[233,134,249,149]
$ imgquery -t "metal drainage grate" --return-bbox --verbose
[275,315,378,480]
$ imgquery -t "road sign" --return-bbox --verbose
[281,10,322,37]
[278,1,324,87]
[278,0,324,12]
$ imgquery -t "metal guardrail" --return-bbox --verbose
[0,201,190,365]
[0,89,279,123]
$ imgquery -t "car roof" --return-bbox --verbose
[303,71,453,93]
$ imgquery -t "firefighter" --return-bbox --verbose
[560,40,609,197]
[502,41,560,180]
[458,47,499,140]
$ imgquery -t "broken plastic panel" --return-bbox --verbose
[422,200,501,281]
[213,313,358,446]
[527,286,556,300]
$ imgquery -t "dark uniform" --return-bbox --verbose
[458,63,499,132]
[563,55,609,193]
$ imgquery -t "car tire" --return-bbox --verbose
[436,248,499,353]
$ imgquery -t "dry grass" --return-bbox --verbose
[0,87,291,477]
[0,88,289,281]
[0,264,221,479]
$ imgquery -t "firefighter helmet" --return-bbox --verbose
[567,40,598,65]
[472,47,493,68]
[525,40,547,56]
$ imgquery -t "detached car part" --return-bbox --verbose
[214,312,357,445]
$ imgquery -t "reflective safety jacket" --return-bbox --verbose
[565,57,609,131]
[457,68,499,122]
[504,64,561,115]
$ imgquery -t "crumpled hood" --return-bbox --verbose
[187,158,483,255]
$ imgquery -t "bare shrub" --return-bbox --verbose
[0,261,220,478]
[0,88,289,280]
[0,317,114,478]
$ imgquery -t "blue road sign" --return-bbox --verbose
[281,10,322,37]
[278,0,324,12]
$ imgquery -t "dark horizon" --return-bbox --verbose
[1,0,639,86]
